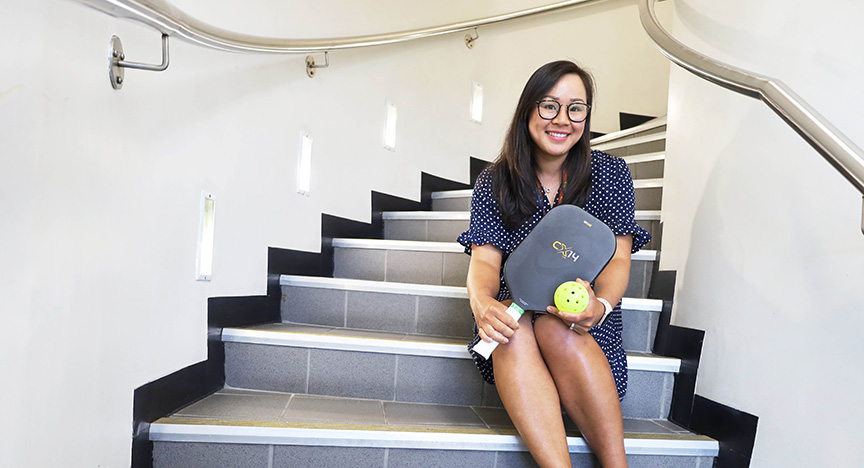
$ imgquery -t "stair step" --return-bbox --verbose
[223,324,677,371]
[332,238,657,260]
[223,323,675,418]
[622,151,665,165]
[429,181,663,212]
[383,210,661,242]
[332,239,656,297]
[633,178,663,189]
[384,209,661,221]
[592,132,666,153]
[151,388,718,468]
[280,275,662,353]
[590,116,667,146]
[624,152,665,180]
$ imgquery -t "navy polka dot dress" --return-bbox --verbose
[457,150,651,400]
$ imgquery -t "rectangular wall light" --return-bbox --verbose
[470,82,484,123]
[297,132,313,196]
[196,191,216,281]
[384,101,398,150]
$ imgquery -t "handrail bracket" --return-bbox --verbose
[110,34,170,90]
[306,51,330,78]
[465,29,480,49]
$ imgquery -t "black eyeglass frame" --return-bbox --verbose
[535,99,592,123]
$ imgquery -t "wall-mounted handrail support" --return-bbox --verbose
[465,29,479,49]
[305,51,329,78]
[110,34,170,89]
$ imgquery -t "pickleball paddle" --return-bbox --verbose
[473,205,617,359]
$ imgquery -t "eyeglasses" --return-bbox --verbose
[535,100,591,123]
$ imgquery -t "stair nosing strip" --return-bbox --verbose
[332,238,464,253]
[332,238,658,261]
[383,210,660,221]
[221,328,680,373]
[383,211,471,220]
[149,419,718,456]
[280,275,664,311]
[431,189,474,199]
[280,275,467,298]
[633,178,664,189]
[590,116,667,145]
[222,328,469,359]
[592,132,667,152]
[622,151,665,165]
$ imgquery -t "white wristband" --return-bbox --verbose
[595,297,613,328]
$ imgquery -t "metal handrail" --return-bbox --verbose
[639,0,864,214]
[75,0,603,54]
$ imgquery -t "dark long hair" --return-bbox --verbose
[491,60,595,231]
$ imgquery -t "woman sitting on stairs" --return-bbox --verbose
[457,60,651,468]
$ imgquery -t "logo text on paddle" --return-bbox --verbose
[552,241,580,263]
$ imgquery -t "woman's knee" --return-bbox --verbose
[533,314,596,355]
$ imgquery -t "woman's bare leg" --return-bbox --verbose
[533,314,628,468]
[492,313,572,468]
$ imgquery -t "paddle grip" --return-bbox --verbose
[473,303,524,360]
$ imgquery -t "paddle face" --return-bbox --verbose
[503,205,616,312]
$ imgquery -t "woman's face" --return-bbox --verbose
[528,73,588,162]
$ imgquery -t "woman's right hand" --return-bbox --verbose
[471,296,519,344]
[466,243,518,344]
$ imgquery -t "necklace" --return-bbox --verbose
[533,169,567,216]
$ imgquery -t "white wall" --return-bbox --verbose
[0,0,670,466]
[661,0,864,466]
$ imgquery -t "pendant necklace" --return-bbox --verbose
[533,169,567,216]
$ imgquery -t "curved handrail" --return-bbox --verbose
[639,0,864,197]
[75,0,603,54]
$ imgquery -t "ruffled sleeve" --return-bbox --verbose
[457,168,512,255]
[591,151,651,252]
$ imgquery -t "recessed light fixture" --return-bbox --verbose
[470,82,484,123]
[196,191,216,281]
[384,101,398,150]
[297,132,313,196]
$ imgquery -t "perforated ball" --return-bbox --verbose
[554,281,589,314]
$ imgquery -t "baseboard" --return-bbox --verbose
[691,395,759,468]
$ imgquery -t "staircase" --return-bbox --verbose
[149,117,719,467]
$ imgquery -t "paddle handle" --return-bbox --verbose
[473,303,524,359]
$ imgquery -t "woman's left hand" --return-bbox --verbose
[546,278,603,334]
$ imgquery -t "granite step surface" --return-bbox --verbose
[152,387,717,468]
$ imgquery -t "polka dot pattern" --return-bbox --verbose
[456,150,651,400]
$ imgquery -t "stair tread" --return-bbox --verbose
[384,209,659,221]
[152,388,717,456]
[332,237,658,261]
[589,116,667,145]
[222,322,679,372]
[280,275,664,311]
[592,132,667,152]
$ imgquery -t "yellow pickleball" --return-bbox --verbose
[554,281,590,314]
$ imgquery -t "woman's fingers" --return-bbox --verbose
[475,300,519,343]
[548,278,601,334]
[483,315,516,343]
